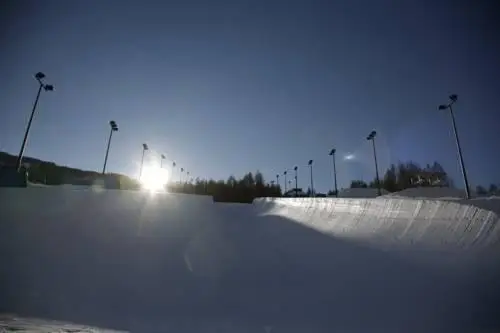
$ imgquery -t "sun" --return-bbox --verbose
[140,165,169,191]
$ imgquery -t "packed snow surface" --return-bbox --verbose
[1,187,500,333]
[337,187,389,198]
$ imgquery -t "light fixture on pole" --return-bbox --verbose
[294,166,298,196]
[308,159,314,197]
[16,72,54,170]
[276,174,279,189]
[102,120,118,174]
[329,148,338,197]
[439,94,470,199]
[283,170,287,193]
[139,143,149,179]
[366,130,381,196]
[160,154,166,168]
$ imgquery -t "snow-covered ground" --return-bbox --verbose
[1,187,499,332]
[382,187,471,200]
[337,187,390,198]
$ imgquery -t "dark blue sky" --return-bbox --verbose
[1,0,498,192]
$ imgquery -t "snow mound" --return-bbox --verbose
[383,187,471,200]
[0,314,127,332]
[337,187,389,198]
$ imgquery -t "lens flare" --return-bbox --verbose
[140,165,169,191]
[344,153,355,161]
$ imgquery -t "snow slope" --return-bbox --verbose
[254,197,500,259]
[1,188,500,332]
[382,187,471,200]
[337,187,389,198]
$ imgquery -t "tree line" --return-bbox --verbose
[168,172,281,203]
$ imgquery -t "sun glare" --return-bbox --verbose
[140,165,169,191]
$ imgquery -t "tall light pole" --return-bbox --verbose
[329,148,338,197]
[16,72,54,170]
[172,161,176,182]
[102,120,118,174]
[139,143,148,179]
[308,159,314,197]
[367,130,381,196]
[180,167,184,183]
[294,166,298,196]
[439,94,470,199]
[283,170,287,193]
[160,154,166,168]
[276,174,280,189]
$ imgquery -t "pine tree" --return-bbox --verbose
[383,164,397,192]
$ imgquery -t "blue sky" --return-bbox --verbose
[0,0,498,193]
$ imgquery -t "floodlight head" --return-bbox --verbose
[110,120,117,127]
[173,162,176,167]
[143,143,148,150]
[449,94,458,102]
[181,168,184,172]
[112,125,118,131]
[44,84,54,91]
[438,104,448,110]
[161,154,165,159]
[294,166,298,171]
[370,130,377,137]
[284,171,287,175]
[308,159,313,165]
[35,72,46,80]
[329,148,336,155]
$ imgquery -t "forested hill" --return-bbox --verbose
[0,151,137,188]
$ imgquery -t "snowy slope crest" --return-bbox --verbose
[0,314,128,332]
[253,197,500,257]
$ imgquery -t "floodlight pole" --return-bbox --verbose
[284,171,287,193]
[139,144,148,179]
[440,95,470,199]
[371,139,381,196]
[309,160,314,197]
[330,149,338,197]
[16,72,53,170]
[102,121,118,174]
[294,166,298,196]
[172,162,176,183]
[367,131,381,196]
